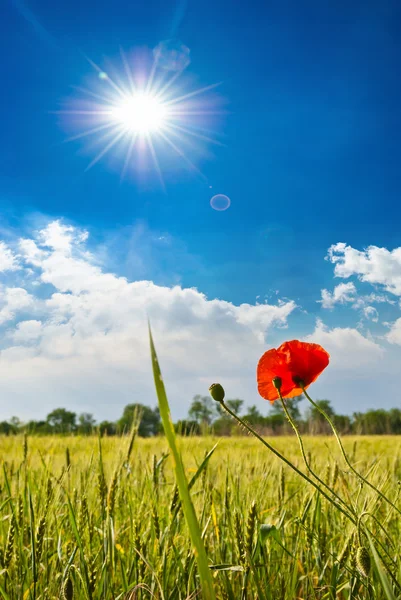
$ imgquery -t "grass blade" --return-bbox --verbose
[172,443,218,520]
[149,324,216,600]
[367,532,396,600]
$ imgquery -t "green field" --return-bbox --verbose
[1,434,400,599]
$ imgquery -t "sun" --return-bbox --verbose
[57,45,224,182]
[110,92,168,135]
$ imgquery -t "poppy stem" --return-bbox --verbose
[216,400,357,525]
[278,394,357,518]
[301,386,401,519]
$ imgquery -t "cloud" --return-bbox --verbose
[320,282,356,309]
[319,280,394,326]
[304,319,384,370]
[0,220,297,421]
[10,320,43,343]
[386,318,401,346]
[363,306,379,322]
[1,223,401,421]
[0,287,34,325]
[300,318,400,416]
[327,242,401,296]
[0,242,19,272]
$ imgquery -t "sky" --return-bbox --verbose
[1,0,401,422]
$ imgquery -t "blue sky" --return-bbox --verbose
[1,0,401,422]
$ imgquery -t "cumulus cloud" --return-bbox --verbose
[0,242,19,272]
[0,287,34,325]
[320,282,356,309]
[363,306,379,322]
[304,319,384,369]
[10,320,43,343]
[0,220,297,421]
[319,281,394,325]
[300,318,401,416]
[1,223,401,421]
[327,242,401,296]
[386,318,401,346]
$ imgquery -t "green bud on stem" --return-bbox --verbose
[272,376,282,390]
[209,383,225,403]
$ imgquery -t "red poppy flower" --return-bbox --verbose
[257,340,330,402]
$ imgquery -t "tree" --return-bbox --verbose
[270,395,303,422]
[118,404,160,437]
[0,421,17,435]
[307,400,335,434]
[388,408,401,434]
[9,416,21,430]
[266,412,286,433]
[77,413,96,435]
[188,395,216,426]
[226,399,244,415]
[98,421,117,436]
[333,414,352,434]
[357,409,388,435]
[244,405,263,425]
[215,400,243,418]
[175,420,201,436]
[25,420,50,434]
[46,408,77,434]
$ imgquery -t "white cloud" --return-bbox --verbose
[320,282,356,309]
[304,319,384,370]
[0,242,19,272]
[327,242,401,296]
[19,238,47,266]
[38,220,88,252]
[363,306,379,322]
[299,318,401,416]
[352,293,395,309]
[386,318,401,346]
[0,287,34,325]
[0,220,297,421]
[1,223,401,421]
[10,320,43,343]
[320,280,394,324]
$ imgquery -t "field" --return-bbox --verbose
[1,434,401,599]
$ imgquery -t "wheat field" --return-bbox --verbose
[1,434,401,599]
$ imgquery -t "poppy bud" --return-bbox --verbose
[272,377,282,390]
[355,546,370,577]
[209,383,225,403]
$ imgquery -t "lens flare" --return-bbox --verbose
[111,93,167,134]
[57,47,225,183]
[210,194,231,211]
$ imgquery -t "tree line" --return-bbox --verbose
[0,394,400,436]
[179,394,401,436]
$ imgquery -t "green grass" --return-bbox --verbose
[149,325,215,600]
[1,434,401,599]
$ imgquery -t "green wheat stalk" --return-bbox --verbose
[148,323,216,600]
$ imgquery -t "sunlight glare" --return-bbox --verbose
[59,46,224,180]
[111,93,167,134]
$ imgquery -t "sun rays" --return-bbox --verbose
[57,46,224,184]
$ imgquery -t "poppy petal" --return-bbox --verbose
[257,340,330,402]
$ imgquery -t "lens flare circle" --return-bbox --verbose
[210,194,231,211]
[111,93,167,134]
[153,39,191,72]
